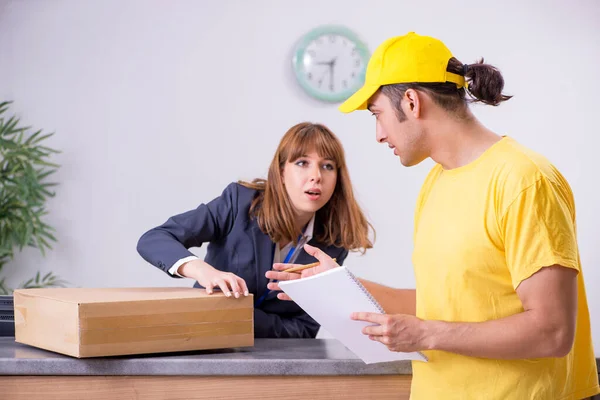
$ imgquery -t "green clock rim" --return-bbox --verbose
[292,25,370,103]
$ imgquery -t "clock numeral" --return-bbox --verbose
[316,38,323,45]
[307,50,316,58]
[307,72,312,80]
[351,72,356,78]
[351,48,357,55]
[355,59,361,67]
[329,35,336,43]
[342,80,348,88]
[329,84,334,92]
[318,79,323,87]
[342,39,347,46]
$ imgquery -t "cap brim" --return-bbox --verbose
[338,84,380,113]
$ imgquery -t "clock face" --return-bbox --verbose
[293,26,370,102]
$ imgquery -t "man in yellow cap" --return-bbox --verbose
[268,32,599,399]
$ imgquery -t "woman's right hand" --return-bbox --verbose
[178,259,249,298]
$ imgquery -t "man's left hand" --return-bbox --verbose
[351,312,430,353]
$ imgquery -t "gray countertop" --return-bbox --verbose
[0,338,412,376]
[2,338,598,377]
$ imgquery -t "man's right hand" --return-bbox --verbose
[178,259,249,298]
[266,244,339,301]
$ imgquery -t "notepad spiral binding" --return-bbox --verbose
[344,269,386,314]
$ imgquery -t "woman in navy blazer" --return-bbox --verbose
[137,122,373,338]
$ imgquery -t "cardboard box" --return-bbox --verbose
[13,287,254,358]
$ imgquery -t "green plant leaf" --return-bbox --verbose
[19,271,68,289]
[24,129,43,145]
[30,132,55,145]
[34,160,60,168]
[0,278,10,295]
[0,116,18,136]
[0,101,12,114]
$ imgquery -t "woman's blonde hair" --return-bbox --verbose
[239,122,374,253]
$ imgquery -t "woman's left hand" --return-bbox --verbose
[266,244,339,300]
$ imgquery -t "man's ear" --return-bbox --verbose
[404,89,421,119]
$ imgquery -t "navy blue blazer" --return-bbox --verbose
[137,182,349,338]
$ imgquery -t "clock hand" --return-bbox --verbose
[314,58,338,89]
[329,64,335,91]
[330,57,338,91]
[316,57,337,66]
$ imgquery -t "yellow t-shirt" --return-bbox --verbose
[411,137,599,400]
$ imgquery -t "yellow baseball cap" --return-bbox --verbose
[339,32,465,113]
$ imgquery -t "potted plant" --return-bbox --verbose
[0,101,66,296]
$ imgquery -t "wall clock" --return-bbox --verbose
[292,25,370,103]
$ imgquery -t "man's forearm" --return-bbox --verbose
[423,310,574,359]
[358,279,416,316]
[356,266,576,360]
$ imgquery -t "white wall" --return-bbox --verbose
[1,0,599,353]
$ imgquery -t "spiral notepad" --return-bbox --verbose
[345,269,385,313]
[279,266,427,364]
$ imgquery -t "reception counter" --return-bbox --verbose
[3,337,599,399]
